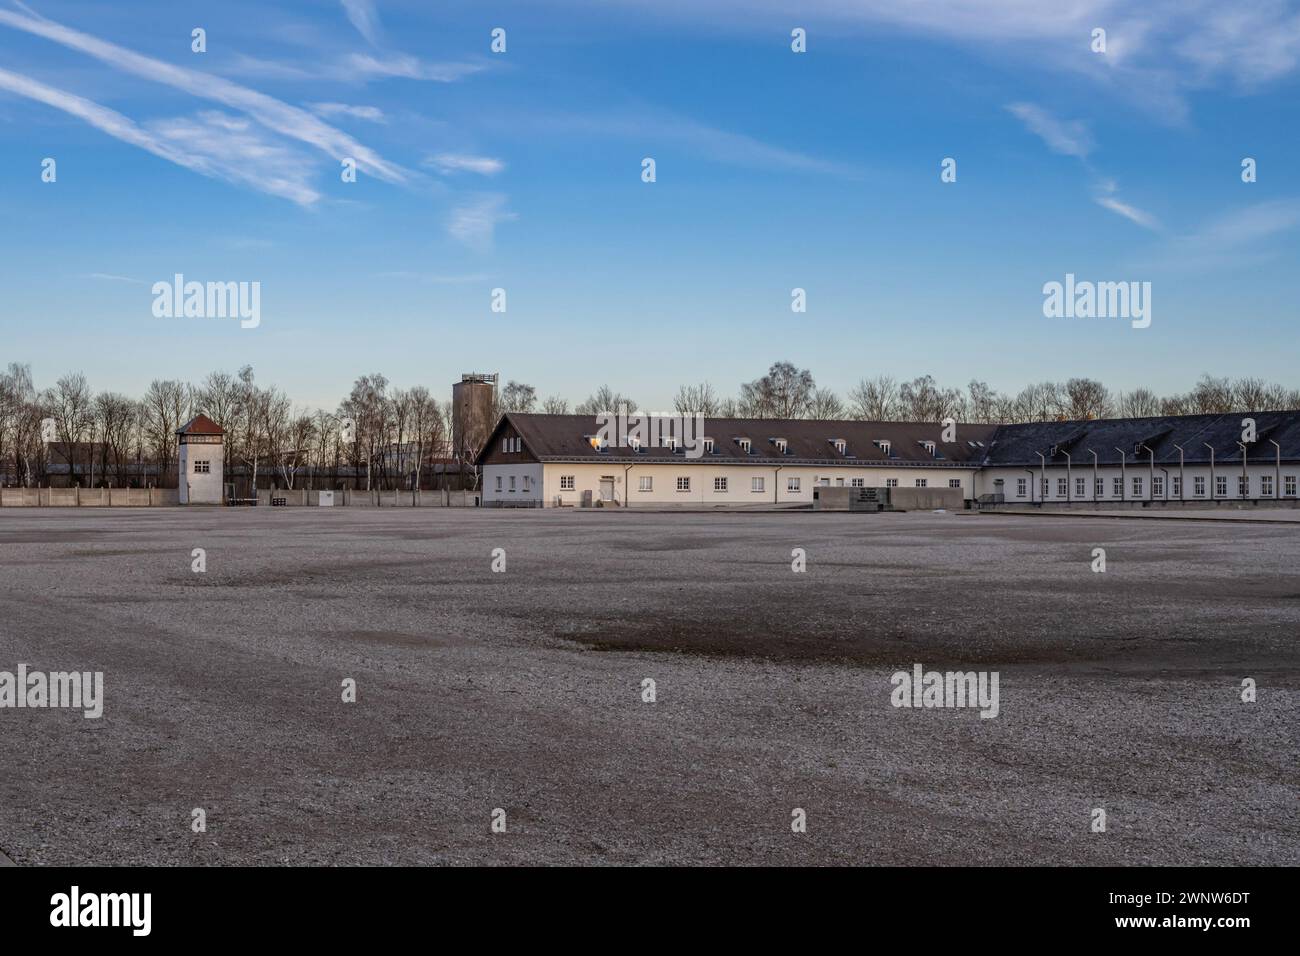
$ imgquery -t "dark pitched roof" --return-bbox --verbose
[982,411,1300,466]
[479,413,998,466]
[176,414,224,436]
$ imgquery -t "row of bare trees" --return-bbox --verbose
[0,363,452,491]
[498,366,1299,424]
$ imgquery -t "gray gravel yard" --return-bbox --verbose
[1,508,1296,865]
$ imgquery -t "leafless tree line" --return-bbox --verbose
[500,364,1300,424]
[0,363,451,491]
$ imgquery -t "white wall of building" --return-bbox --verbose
[483,461,977,507]
[977,464,1300,502]
[178,441,224,504]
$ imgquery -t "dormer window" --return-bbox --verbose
[736,438,751,454]
[831,439,846,455]
[703,438,715,455]
[874,439,891,456]
[664,436,678,452]
[771,438,788,455]
[629,436,643,453]
[921,440,936,456]
[586,435,608,453]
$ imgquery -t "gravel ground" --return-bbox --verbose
[1,507,1297,866]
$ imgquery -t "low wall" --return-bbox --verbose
[256,489,481,507]
[0,488,179,507]
[980,499,1300,513]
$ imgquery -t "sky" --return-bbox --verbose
[2,0,1299,411]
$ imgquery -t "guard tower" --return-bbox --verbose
[451,372,498,462]
[177,414,224,504]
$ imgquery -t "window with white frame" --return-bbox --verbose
[502,437,509,453]
[522,476,530,492]
[703,438,715,454]
[1094,477,1103,497]
[833,439,846,455]
[1041,478,1048,496]
[887,478,899,488]
[194,460,210,473]
[560,475,575,490]
[1056,477,1067,496]
[1016,478,1027,497]
[851,477,864,487]
[509,476,516,492]
[1194,476,1205,496]
[751,476,765,493]
[639,476,653,492]
[950,478,962,489]
[1286,475,1297,497]
[915,478,927,488]
[773,438,788,454]
[1132,476,1143,496]
[737,438,751,453]
[1215,475,1227,497]
[1112,477,1123,496]
[1238,475,1249,497]
[495,476,503,492]
[1075,477,1085,497]
[1172,477,1181,497]
[1153,476,1163,497]
[818,477,830,486]
[1261,475,1274,497]
[787,476,801,492]
[714,477,728,492]
[676,476,690,492]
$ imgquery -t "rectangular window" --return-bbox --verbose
[509,476,516,492]
[1216,475,1227,497]
[818,477,830,486]
[737,438,751,453]
[1172,477,1181,497]
[676,476,690,492]
[639,476,653,492]
[1132,477,1143,496]
[787,477,801,492]
[915,478,927,488]
[560,475,575,491]
[495,476,502,492]
[1041,478,1048,496]
[703,438,715,454]
[1194,476,1205,497]
[751,476,765,493]
[1238,475,1249,497]
[522,476,530,492]
[1261,475,1274,497]
[1056,478,1067,496]
[851,478,864,487]
[1286,476,1297,497]
[835,478,844,486]
[1112,477,1123,496]
[194,460,210,474]
[1095,477,1103,497]
[887,478,899,488]
[714,477,728,492]
[1016,478,1027,497]
[950,478,962,489]
[1152,476,1163,497]
[502,437,508,453]
[1075,477,1085,497]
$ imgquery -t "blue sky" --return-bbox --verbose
[2,0,1299,409]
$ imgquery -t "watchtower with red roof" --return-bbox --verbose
[177,414,224,504]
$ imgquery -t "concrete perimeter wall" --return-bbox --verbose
[256,489,481,507]
[0,488,180,507]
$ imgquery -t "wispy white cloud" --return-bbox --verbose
[341,52,483,83]
[309,101,386,123]
[1094,194,1160,230]
[0,67,321,205]
[340,0,382,46]
[1135,199,1300,271]
[84,272,146,284]
[447,194,516,251]
[1005,102,1093,159]
[0,8,410,185]
[424,153,505,176]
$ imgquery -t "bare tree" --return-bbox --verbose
[739,361,815,418]
[1115,388,1161,418]
[141,379,190,487]
[575,385,637,415]
[806,387,845,420]
[1062,378,1112,420]
[541,395,570,415]
[1189,374,1234,414]
[848,376,900,420]
[499,381,537,413]
[673,382,721,416]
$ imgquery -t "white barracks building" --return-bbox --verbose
[478,411,1300,509]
